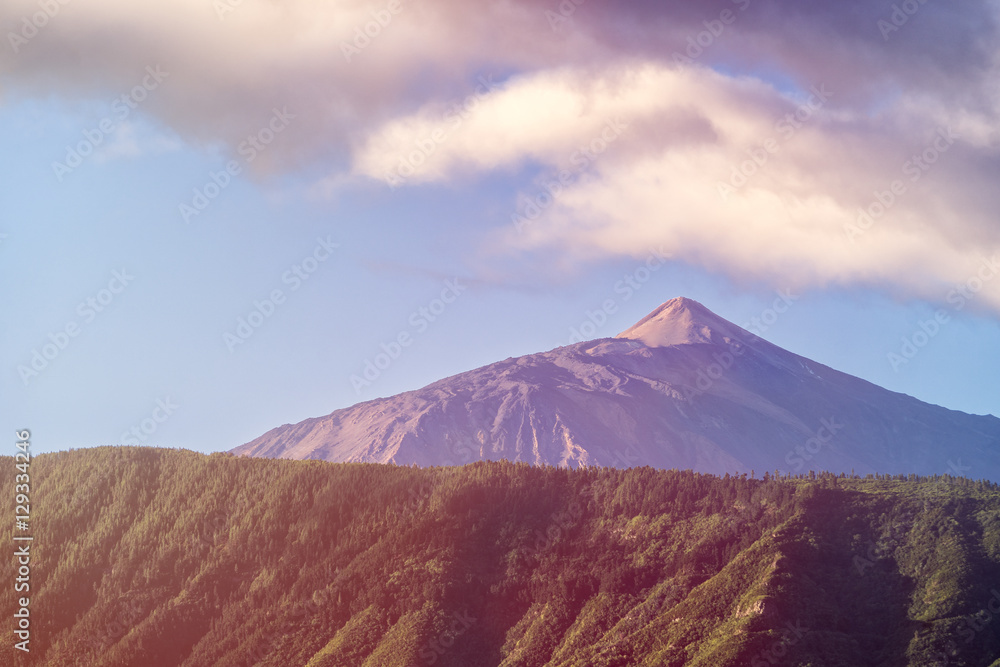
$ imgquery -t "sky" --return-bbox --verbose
[2,0,999,456]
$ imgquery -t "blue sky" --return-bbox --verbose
[2,0,998,455]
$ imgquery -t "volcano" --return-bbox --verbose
[232,297,1000,479]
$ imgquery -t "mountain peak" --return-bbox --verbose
[615,297,746,348]
[233,293,1000,480]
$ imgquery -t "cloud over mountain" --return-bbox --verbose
[4,0,998,311]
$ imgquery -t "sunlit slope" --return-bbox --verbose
[3,447,1000,665]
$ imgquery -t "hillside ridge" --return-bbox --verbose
[5,447,1000,665]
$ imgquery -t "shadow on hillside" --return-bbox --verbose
[758,487,919,667]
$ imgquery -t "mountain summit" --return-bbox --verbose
[616,297,750,347]
[232,298,1000,479]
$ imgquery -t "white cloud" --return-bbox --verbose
[93,122,181,163]
[4,0,999,312]
[370,62,1000,312]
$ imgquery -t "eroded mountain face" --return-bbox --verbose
[233,297,1000,479]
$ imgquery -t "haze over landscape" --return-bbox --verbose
[2,0,999,457]
[4,0,1000,664]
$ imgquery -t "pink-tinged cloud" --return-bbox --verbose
[356,62,1000,312]
[2,0,999,312]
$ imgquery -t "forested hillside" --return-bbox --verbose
[3,447,1000,666]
